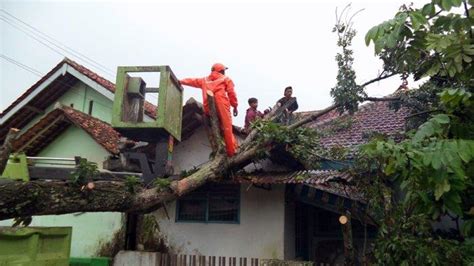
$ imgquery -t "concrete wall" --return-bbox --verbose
[155,184,286,259]
[37,126,111,167]
[172,126,213,174]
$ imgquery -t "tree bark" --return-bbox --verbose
[341,211,356,266]
[206,91,225,155]
[0,128,20,174]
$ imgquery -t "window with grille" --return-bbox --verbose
[176,183,240,223]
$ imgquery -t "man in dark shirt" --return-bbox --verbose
[277,86,298,125]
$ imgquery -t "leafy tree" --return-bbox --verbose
[352,0,474,264]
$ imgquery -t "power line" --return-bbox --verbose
[0,10,159,102]
[0,54,43,77]
[0,10,116,78]
[1,54,157,109]
[1,9,115,75]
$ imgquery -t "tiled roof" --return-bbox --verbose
[305,101,409,152]
[14,105,121,155]
[60,105,121,154]
[0,57,157,119]
[229,169,364,201]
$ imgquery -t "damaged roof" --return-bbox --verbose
[230,169,364,202]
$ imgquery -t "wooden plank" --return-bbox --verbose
[16,115,65,152]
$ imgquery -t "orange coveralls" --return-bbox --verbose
[180,71,238,156]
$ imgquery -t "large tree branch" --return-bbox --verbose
[0,80,403,220]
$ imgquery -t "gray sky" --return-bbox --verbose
[1,0,426,126]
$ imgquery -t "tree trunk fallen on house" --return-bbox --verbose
[0,92,398,220]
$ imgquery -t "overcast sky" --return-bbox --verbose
[1,0,426,126]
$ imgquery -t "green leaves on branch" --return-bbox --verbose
[360,88,474,237]
[251,120,320,166]
[70,158,99,185]
[331,14,367,114]
[365,1,473,83]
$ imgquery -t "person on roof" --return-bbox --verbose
[180,63,239,156]
[277,86,298,125]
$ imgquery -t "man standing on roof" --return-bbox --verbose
[180,63,239,157]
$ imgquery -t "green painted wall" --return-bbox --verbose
[21,82,113,134]
[1,81,122,257]
[37,126,111,166]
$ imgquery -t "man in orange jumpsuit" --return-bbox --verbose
[180,63,239,156]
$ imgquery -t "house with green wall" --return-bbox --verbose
[0,58,157,257]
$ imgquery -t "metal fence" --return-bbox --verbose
[113,251,324,266]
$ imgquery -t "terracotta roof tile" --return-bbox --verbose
[305,101,409,153]
[13,105,121,155]
[60,105,121,154]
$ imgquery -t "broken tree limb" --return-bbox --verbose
[0,128,20,174]
[206,91,225,155]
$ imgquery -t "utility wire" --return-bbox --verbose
[0,10,159,102]
[0,10,115,78]
[0,54,43,76]
[1,54,157,110]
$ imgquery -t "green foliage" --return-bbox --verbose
[365,1,474,84]
[346,1,474,263]
[153,178,171,191]
[252,120,320,167]
[358,89,474,263]
[373,207,471,265]
[331,12,367,114]
[125,175,141,194]
[70,158,99,185]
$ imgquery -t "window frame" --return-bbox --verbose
[175,183,241,224]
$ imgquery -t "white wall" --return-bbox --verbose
[155,126,287,259]
[173,126,213,174]
[154,184,286,259]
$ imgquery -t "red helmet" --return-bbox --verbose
[211,63,228,72]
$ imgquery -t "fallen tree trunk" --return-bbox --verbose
[0,93,399,220]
